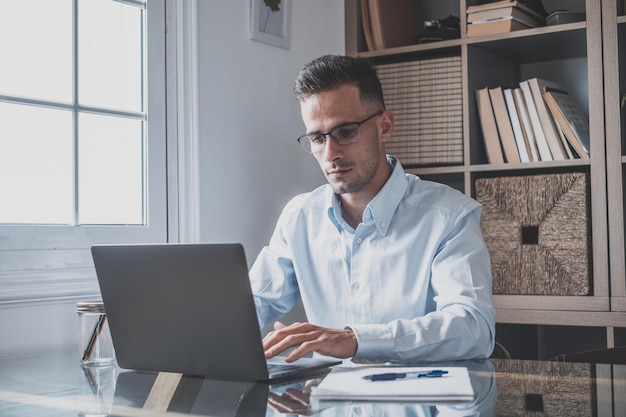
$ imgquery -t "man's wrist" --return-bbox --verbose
[343,327,358,357]
[345,324,394,360]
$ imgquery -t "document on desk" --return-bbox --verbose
[310,366,474,402]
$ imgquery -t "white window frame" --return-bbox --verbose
[0,0,171,305]
[166,0,201,245]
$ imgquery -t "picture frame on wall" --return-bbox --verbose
[250,0,290,49]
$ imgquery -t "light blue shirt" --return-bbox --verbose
[250,156,496,362]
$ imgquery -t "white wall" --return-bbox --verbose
[196,1,344,260]
[0,1,344,358]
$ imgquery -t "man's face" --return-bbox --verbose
[299,85,391,196]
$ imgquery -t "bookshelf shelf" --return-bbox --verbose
[496,309,626,328]
[468,159,591,172]
[408,158,591,177]
[356,40,463,60]
[465,20,586,45]
[346,0,622,359]
[494,295,609,312]
[466,27,587,61]
[356,23,588,62]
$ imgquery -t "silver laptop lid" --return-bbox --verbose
[92,243,270,381]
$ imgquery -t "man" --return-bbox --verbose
[250,54,495,363]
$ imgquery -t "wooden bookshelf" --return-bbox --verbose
[604,0,626,317]
[346,0,624,358]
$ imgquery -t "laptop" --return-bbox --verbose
[91,243,340,382]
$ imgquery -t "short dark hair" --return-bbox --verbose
[293,54,385,109]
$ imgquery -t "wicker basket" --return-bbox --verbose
[377,56,463,166]
[493,359,594,416]
[475,173,591,296]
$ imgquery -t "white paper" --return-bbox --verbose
[310,366,474,402]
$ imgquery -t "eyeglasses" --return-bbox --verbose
[297,111,381,154]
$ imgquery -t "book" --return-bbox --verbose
[470,13,541,29]
[519,80,552,160]
[527,78,568,160]
[476,87,504,164]
[467,5,543,25]
[513,87,539,161]
[466,0,543,19]
[366,0,422,50]
[503,88,530,162]
[489,87,520,163]
[466,18,531,37]
[310,367,474,402]
[543,91,590,159]
[555,122,575,159]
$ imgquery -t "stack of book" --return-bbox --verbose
[475,78,590,164]
[467,0,544,37]
[377,56,463,166]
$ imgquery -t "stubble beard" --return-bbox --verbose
[328,146,381,195]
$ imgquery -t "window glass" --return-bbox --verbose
[79,0,143,112]
[0,103,74,224]
[0,0,73,102]
[0,0,166,306]
[78,113,144,225]
[0,0,150,227]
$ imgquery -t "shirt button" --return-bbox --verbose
[380,222,385,228]
[356,238,363,244]
[351,283,360,292]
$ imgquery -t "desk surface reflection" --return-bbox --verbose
[0,350,622,416]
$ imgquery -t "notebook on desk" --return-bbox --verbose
[91,243,340,382]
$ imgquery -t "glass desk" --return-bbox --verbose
[0,349,622,416]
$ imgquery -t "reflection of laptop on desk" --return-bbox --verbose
[113,371,269,416]
[91,243,340,382]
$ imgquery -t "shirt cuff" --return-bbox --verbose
[345,324,395,361]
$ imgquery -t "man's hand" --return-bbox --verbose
[263,321,357,362]
[267,378,323,416]
[268,389,312,415]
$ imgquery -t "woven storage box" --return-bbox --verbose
[493,359,594,416]
[475,173,591,296]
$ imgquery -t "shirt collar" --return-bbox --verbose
[328,196,343,231]
[326,155,408,236]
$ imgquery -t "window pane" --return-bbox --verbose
[0,103,74,224]
[0,0,72,102]
[78,113,144,225]
[79,0,143,112]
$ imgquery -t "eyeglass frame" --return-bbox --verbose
[296,110,382,154]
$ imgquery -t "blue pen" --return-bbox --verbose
[362,370,449,381]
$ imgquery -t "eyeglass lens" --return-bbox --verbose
[298,111,381,153]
